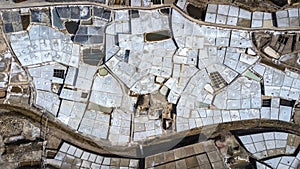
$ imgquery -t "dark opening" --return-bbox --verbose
[135,95,150,112]
[138,159,145,169]
[152,0,161,4]
[171,104,177,116]
[260,81,265,95]
[271,12,278,27]
[292,35,296,52]
[4,138,43,146]
[53,69,65,79]
[145,30,171,42]
[65,21,79,34]
[11,86,22,93]
[186,4,205,20]
[271,0,287,7]
[13,0,27,3]
[162,119,172,130]
[262,99,271,107]
[124,50,130,62]
[138,134,205,157]
[278,35,289,45]
[171,134,206,150]
[81,92,88,98]
[16,164,41,169]
[129,10,140,18]
[102,9,111,20]
[21,15,30,30]
[160,8,170,15]
[114,35,119,45]
[280,99,296,107]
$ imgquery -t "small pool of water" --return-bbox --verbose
[65,21,79,34]
[271,0,287,7]
[145,30,171,42]
[187,4,205,20]
[21,15,30,30]
[160,8,170,15]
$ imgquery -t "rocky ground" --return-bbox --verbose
[0,111,43,169]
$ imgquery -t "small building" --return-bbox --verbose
[263,46,280,59]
